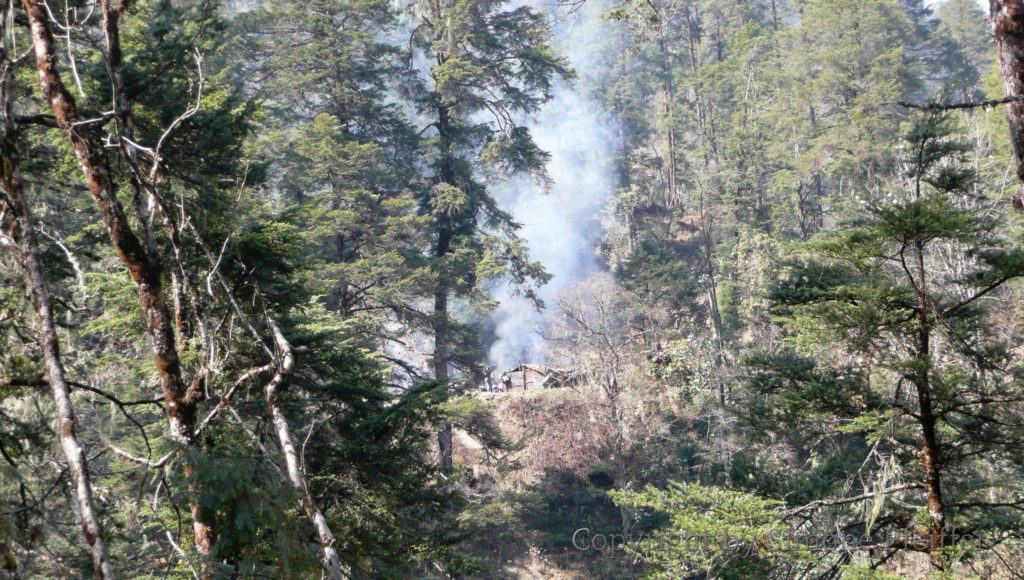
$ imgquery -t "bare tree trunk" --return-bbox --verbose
[697,194,725,406]
[917,377,946,563]
[435,282,454,470]
[21,0,215,554]
[992,1,1024,196]
[913,240,946,567]
[99,0,211,369]
[684,1,711,171]
[100,0,155,251]
[658,31,677,207]
[697,189,730,484]
[435,84,454,470]
[434,235,453,470]
[0,23,113,577]
[265,320,343,580]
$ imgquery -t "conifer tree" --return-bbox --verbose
[748,113,1024,570]
[406,0,571,466]
[240,0,434,383]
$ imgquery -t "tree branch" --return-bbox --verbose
[895,94,1024,111]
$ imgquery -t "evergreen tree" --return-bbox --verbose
[935,0,993,100]
[406,0,571,466]
[240,0,435,383]
[746,114,1024,570]
[3,1,1024,576]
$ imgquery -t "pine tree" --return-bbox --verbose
[406,0,571,467]
[240,0,435,383]
[748,113,1024,570]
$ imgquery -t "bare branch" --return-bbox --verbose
[895,94,1024,111]
[164,531,200,580]
[107,445,174,469]
[784,483,925,520]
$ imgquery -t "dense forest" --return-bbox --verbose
[3,0,1024,577]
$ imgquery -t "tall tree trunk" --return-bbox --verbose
[684,1,709,170]
[428,0,454,466]
[697,196,725,406]
[698,190,730,483]
[101,0,154,254]
[434,71,455,469]
[658,32,678,207]
[916,371,946,564]
[992,1,1024,196]
[0,24,113,577]
[432,284,452,471]
[265,321,343,580]
[913,240,946,567]
[21,0,215,554]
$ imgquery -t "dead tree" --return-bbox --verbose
[0,9,113,577]
[20,0,216,554]
[265,320,343,580]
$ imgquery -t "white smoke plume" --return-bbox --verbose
[487,3,617,371]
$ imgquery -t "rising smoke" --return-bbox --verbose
[487,3,618,371]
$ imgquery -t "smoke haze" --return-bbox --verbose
[487,3,617,371]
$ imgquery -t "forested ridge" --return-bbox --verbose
[2,0,1024,578]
